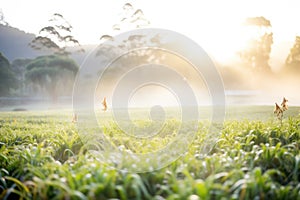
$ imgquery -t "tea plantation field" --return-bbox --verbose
[0,106,300,199]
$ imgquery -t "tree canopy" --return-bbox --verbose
[29,13,84,55]
[99,2,150,43]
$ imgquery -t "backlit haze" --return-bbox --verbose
[1,0,300,109]
[2,0,300,69]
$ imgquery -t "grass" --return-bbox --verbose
[0,106,300,199]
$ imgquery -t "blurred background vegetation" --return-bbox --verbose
[0,3,300,107]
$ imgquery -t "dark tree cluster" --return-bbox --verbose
[0,52,79,101]
[0,53,17,95]
[25,55,79,102]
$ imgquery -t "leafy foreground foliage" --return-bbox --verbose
[0,110,300,199]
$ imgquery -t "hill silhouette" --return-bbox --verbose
[0,24,41,60]
[0,24,96,64]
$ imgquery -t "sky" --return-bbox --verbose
[1,0,300,69]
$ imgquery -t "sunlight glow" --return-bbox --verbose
[1,0,300,64]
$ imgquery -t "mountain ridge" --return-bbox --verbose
[0,24,97,64]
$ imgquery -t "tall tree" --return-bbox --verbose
[97,2,156,57]
[91,2,167,99]
[96,2,162,76]
[28,13,83,102]
[239,16,273,73]
[0,52,17,96]
[25,55,79,102]
[285,36,300,72]
[29,13,84,55]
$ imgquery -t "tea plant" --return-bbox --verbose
[0,107,300,199]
